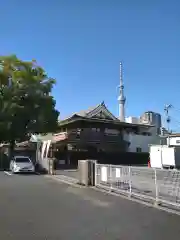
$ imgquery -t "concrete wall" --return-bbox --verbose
[169,136,180,146]
[124,133,161,153]
[125,116,139,124]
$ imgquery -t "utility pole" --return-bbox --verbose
[164,104,172,146]
[164,104,172,133]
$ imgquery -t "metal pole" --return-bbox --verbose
[164,104,172,146]
[94,160,97,186]
[129,166,132,197]
[154,168,159,206]
[109,165,113,192]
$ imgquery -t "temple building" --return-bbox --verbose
[36,101,160,169]
[55,101,159,153]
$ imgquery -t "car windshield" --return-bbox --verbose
[15,157,30,163]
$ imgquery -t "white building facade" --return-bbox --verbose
[124,112,163,153]
[168,135,180,146]
[123,125,162,153]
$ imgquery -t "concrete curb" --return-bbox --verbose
[44,175,85,188]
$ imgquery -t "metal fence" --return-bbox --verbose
[95,164,180,208]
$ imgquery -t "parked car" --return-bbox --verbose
[10,156,35,173]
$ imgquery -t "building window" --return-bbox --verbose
[176,140,180,144]
[136,147,142,153]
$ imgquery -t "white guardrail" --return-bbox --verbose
[95,164,180,208]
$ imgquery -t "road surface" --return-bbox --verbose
[0,171,180,240]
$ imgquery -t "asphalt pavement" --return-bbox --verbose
[55,169,79,179]
[0,171,180,240]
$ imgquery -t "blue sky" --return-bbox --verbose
[1,0,180,129]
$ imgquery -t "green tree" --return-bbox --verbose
[0,55,59,155]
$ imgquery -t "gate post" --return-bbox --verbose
[48,158,56,175]
[88,160,97,186]
[78,159,97,186]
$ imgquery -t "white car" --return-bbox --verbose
[10,156,35,173]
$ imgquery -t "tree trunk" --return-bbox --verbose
[9,139,15,160]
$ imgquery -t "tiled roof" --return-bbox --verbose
[60,101,118,121]
[60,101,119,121]
[75,104,101,117]
[58,102,155,128]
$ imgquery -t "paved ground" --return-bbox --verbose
[0,172,180,240]
[55,169,79,180]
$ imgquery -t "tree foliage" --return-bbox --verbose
[0,55,59,146]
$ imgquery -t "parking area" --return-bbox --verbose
[1,171,180,239]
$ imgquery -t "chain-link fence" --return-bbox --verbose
[95,164,180,208]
